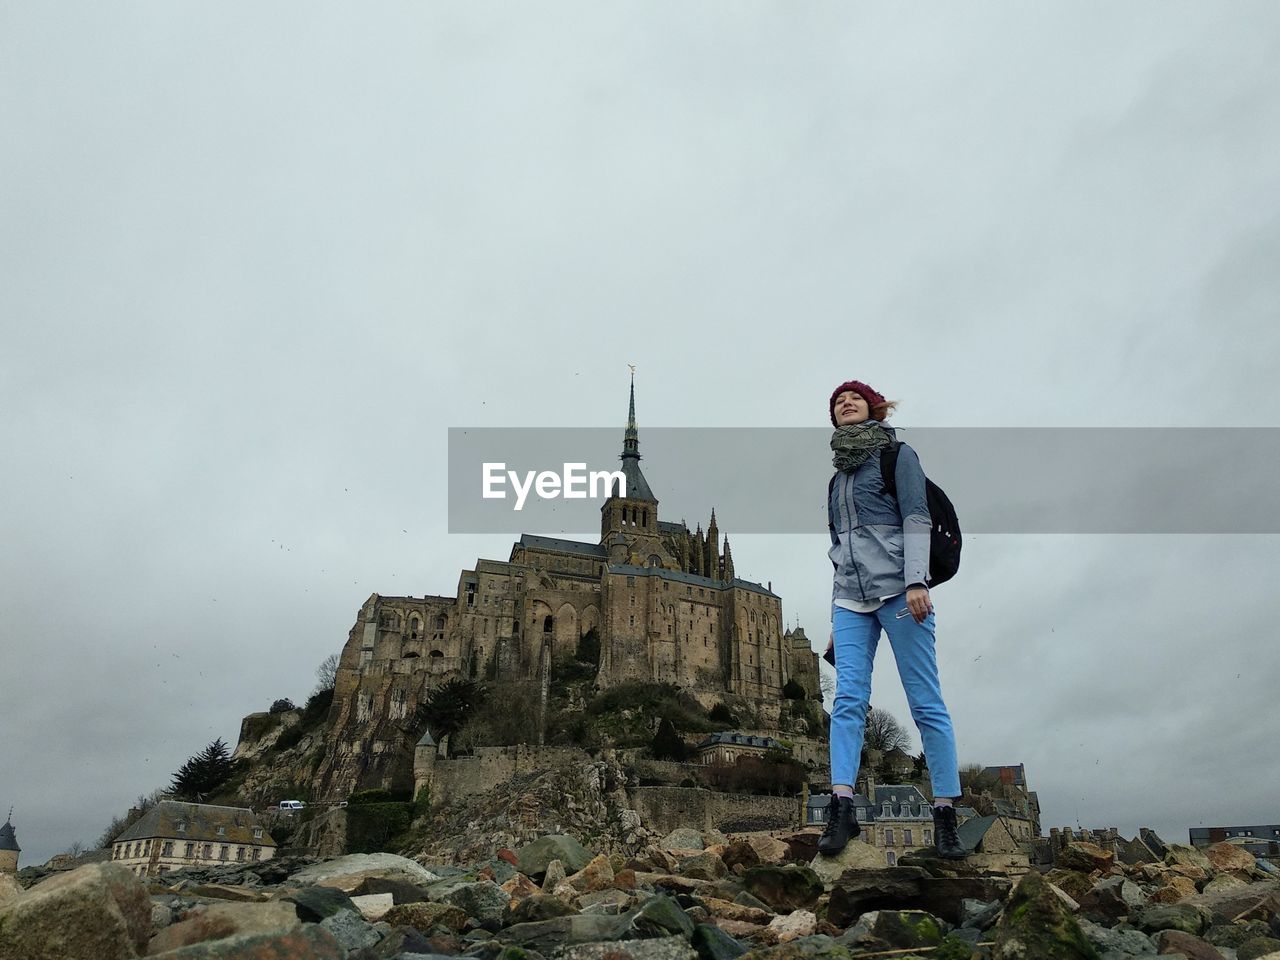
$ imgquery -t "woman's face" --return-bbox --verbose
[833,390,870,426]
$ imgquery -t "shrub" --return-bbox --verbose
[346,802,413,854]
[269,698,296,713]
[301,687,334,729]
[782,679,806,700]
[348,788,395,805]
[652,718,688,761]
[274,724,305,753]
[708,702,740,726]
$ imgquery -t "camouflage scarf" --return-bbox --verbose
[830,421,894,472]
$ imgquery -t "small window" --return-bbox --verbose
[627,576,635,586]
[162,841,174,856]
[176,820,186,832]
[904,829,913,846]
[629,616,635,627]
[924,829,932,844]
[185,842,194,857]
[253,827,263,839]
[236,847,245,861]
[219,845,229,861]
[884,829,894,846]
[252,847,261,861]
[886,851,897,866]
[203,844,213,858]
[216,825,225,836]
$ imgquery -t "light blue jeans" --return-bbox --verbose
[830,599,961,798]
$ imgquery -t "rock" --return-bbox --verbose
[506,894,579,924]
[1050,883,1081,912]
[838,909,946,952]
[766,911,817,944]
[147,925,345,958]
[992,869,1098,960]
[500,914,624,954]
[738,933,855,959]
[1152,929,1227,959]
[691,922,747,960]
[722,841,761,873]
[289,853,441,892]
[744,836,791,865]
[558,935,699,960]
[1079,918,1156,956]
[701,897,774,925]
[1046,868,1097,901]
[497,848,519,866]
[349,875,435,903]
[960,898,1002,931]
[319,909,382,952]
[542,859,568,891]
[516,836,594,879]
[1181,881,1280,925]
[621,894,697,940]
[715,918,770,941]
[825,864,1009,928]
[382,900,470,932]
[0,862,151,960]
[501,872,540,902]
[1204,875,1251,895]
[1205,844,1259,873]
[438,880,511,928]
[1080,875,1146,921]
[148,901,301,953]
[152,901,175,929]
[734,891,772,911]
[614,869,639,891]
[375,925,440,957]
[1132,902,1214,936]
[281,884,360,921]
[1165,846,1215,874]
[807,841,886,885]
[1059,842,1116,873]
[743,865,824,912]
[1241,939,1280,960]
[350,892,395,920]
[681,853,729,882]
[662,829,707,852]
[568,854,617,893]
[1205,920,1273,949]
[579,889,633,911]
[1149,876,1200,904]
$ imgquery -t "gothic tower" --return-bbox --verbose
[0,810,19,875]
[600,373,665,564]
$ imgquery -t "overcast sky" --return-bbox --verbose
[4,3,1279,867]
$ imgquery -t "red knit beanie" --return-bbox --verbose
[829,380,886,426]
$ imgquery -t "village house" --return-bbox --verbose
[112,800,276,877]
[694,731,789,765]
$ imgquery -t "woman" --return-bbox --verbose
[818,379,965,859]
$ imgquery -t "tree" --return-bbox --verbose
[269,698,295,713]
[652,717,688,761]
[782,678,806,700]
[64,839,87,858]
[96,788,169,849]
[863,707,911,753]
[170,737,236,801]
[412,678,485,744]
[313,652,340,694]
[819,672,836,701]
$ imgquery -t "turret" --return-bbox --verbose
[0,809,19,875]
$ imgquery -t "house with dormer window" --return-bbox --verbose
[112,801,275,877]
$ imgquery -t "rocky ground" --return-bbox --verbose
[2,830,1278,960]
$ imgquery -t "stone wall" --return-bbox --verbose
[630,786,800,835]
[417,745,590,803]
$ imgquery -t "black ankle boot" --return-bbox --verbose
[932,804,966,859]
[817,795,860,855]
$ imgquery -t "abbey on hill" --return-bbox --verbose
[312,379,820,800]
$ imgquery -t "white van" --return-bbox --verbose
[277,800,306,811]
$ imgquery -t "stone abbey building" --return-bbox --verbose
[313,381,820,799]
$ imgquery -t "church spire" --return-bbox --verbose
[610,366,655,502]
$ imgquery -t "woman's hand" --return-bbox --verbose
[906,586,933,624]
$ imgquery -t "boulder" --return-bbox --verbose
[505,893,579,925]
[437,879,510,928]
[317,909,381,952]
[662,829,707,852]
[500,914,626,954]
[1149,876,1200,904]
[1205,843,1259,873]
[517,836,594,879]
[147,901,301,953]
[557,935,699,960]
[700,897,774,924]
[1131,902,1213,936]
[280,884,360,921]
[991,869,1099,960]
[381,900,469,932]
[1078,918,1156,956]
[1045,868,1096,901]
[807,841,885,886]
[681,853,729,882]
[743,865,823,912]
[960,898,1002,931]
[691,922,747,960]
[1079,875,1145,921]
[738,933,856,959]
[1204,920,1274,949]
[349,892,394,920]
[1240,939,1280,960]
[0,872,23,903]
[568,854,617,893]
[1059,842,1115,873]
[147,925,345,958]
[1204,874,1251,894]
[1165,845,1215,874]
[288,853,440,892]
[1152,929,1227,959]
[826,864,1009,928]
[766,910,817,944]
[838,909,946,952]
[721,841,760,873]
[620,894,697,940]
[501,872,540,902]
[348,874,435,903]
[0,862,150,960]
[1181,881,1280,925]
[542,859,568,891]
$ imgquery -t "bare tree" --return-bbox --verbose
[313,652,340,694]
[64,839,87,858]
[819,671,836,701]
[863,706,911,753]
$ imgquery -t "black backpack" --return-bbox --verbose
[879,442,962,587]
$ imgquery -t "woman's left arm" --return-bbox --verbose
[895,444,933,620]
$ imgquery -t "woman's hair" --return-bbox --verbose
[872,400,899,421]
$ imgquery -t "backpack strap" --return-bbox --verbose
[880,442,903,497]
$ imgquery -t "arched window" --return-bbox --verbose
[642,509,648,526]
[410,617,420,639]
[543,616,553,634]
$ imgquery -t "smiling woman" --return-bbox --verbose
[818,379,965,861]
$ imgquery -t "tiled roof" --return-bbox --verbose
[114,801,275,847]
[0,818,18,852]
[956,815,1001,853]
[696,731,787,752]
[517,535,607,559]
[606,564,777,598]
